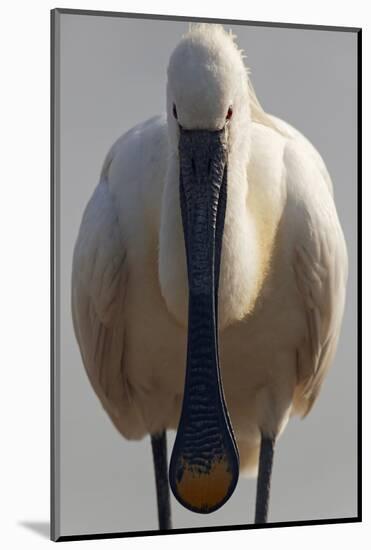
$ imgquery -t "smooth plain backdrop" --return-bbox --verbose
[54,11,358,538]
[2,1,368,549]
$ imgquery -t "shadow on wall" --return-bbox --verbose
[18,521,49,539]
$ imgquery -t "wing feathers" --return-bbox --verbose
[285,142,348,416]
[72,180,145,439]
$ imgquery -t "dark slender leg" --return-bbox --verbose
[254,434,276,524]
[151,431,172,530]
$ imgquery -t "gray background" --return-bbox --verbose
[55,12,358,538]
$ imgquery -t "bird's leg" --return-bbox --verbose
[151,431,172,530]
[254,434,276,524]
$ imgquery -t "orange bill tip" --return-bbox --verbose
[173,455,236,513]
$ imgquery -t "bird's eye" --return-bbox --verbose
[172,104,178,119]
[226,106,233,120]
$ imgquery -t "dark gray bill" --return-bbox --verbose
[169,127,239,513]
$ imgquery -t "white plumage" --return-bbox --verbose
[71,24,347,477]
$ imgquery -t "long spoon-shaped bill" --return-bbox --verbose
[169,128,239,514]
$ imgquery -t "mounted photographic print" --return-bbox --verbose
[51,8,361,542]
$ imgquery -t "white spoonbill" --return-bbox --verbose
[71,23,348,529]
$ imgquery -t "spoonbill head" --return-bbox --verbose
[166,24,249,132]
[72,23,348,529]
